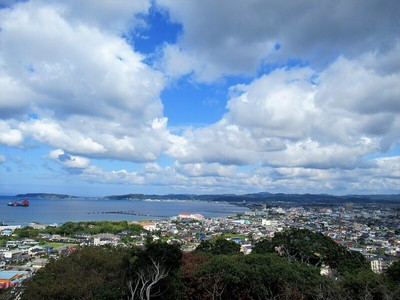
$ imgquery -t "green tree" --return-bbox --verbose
[195,238,240,256]
[386,259,400,284]
[21,246,130,300]
[385,259,400,298]
[339,268,392,300]
[13,227,40,238]
[194,255,243,300]
[127,241,183,300]
[190,253,329,300]
[252,237,274,253]
[43,221,145,237]
[253,228,367,275]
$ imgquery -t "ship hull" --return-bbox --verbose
[7,198,29,207]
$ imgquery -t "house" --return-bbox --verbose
[0,270,30,289]
[17,245,30,252]
[371,259,385,273]
[56,245,73,255]
[31,258,48,270]
[0,225,20,233]
[3,250,23,260]
[50,234,62,241]
[23,239,39,246]
[178,213,205,220]
[38,233,51,239]
[245,211,256,217]
[320,264,334,276]
[178,213,191,219]
[370,257,396,274]
[230,237,242,244]
[93,234,119,246]
[240,244,252,255]
[140,222,157,232]
[6,241,18,248]
[43,246,54,253]
[28,223,47,230]
[192,214,205,220]
[28,246,46,257]
[0,230,12,237]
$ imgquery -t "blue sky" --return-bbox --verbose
[0,0,399,196]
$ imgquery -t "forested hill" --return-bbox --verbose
[14,192,400,203]
[16,193,78,199]
[104,192,400,204]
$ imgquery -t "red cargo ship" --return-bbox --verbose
[7,198,29,207]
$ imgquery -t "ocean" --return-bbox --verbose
[0,196,248,225]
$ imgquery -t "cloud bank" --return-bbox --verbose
[0,0,399,195]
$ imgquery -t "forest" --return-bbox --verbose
[18,228,400,300]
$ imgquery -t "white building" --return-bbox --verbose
[178,213,205,220]
[3,250,23,260]
[371,259,385,274]
[141,222,157,231]
[240,244,252,255]
[93,234,119,246]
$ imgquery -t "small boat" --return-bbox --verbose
[7,198,29,207]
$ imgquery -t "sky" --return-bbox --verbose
[0,0,399,197]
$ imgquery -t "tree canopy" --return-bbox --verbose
[253,228,367,274]
[19,228,399,300]
[194,238,241,256]
[21,246,129,300]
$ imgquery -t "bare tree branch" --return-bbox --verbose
[128,258,169,300]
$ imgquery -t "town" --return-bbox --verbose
[0,200,399,292]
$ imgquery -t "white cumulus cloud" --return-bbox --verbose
[169,53,400,172]
[49,149,91,169]
[157,0,400,81]
[0,0,177,162]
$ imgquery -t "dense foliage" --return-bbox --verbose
[127,241,183,300]
[386,259,400,284]
[194,238,241,255]
[12,221,143,238]
[253,228,367,275]
[186,253,327,300]
[21,246,129,300]
[20,229,400,300]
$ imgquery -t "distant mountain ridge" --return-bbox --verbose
[16,193,78,199]
[15,192,400,203]
[104,192,400,204]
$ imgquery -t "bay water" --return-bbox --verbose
[0,196,248,226]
